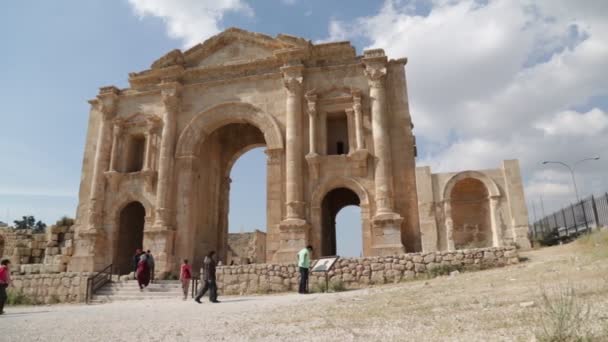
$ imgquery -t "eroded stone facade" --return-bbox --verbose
[64,28,529,277]
[416,160,532,252]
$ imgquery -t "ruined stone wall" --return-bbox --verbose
[8,272,90,304]
[0,225,75,274]
[227,230,267,265]
[217,247,519,295]
[0,228,47,265]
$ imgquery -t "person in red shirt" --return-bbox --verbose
[179,259,192,300]
[0,259,11,315]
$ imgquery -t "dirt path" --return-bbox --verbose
[1,243,607,341]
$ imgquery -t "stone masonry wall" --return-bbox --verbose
[8,272,91,304]
[217,247,519,295]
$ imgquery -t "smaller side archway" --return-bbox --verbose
[114,201,146,275]
[441,171,501,250]
[311,177,371,257]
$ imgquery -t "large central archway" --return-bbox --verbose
[173,102,284,271]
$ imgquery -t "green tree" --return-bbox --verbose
[13,216,46,232]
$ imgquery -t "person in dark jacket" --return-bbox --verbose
[194,251,219,303]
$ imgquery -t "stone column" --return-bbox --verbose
[352,91,365,150]
[71,87,119,272]
[305,92,318,156]
[153,81,182,230]
[275,63,311,263]
[145,81,182,276]
[281,64,305,220]
[108,120,124,172]
[364,50,405,255]
[143,131,152,172]
[87,88,119,231]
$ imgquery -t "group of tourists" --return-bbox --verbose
[133,249,155,290]
[0,244,315,314]
[179,251,220,303]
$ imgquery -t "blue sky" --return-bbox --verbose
[1,1,607,256]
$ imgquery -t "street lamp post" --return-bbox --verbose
[542,156,600,203]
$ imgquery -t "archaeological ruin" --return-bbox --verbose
[1,29,531,293]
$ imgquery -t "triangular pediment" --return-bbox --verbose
[183,28,308,68]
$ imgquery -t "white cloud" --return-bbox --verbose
[535,108,608,136]
[127,0,254,47]
[281,0,297,5]
[324,0,608,213]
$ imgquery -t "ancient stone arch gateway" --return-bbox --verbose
[68,28,530,276]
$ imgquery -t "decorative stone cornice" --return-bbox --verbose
[281,64,304,94]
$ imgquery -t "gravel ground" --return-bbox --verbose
[2,242,607,342]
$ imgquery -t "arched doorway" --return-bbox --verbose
[192,123,267,267]
[320,187,361,257]
[174,102,284,270]
[450,178,491,249]
[114,201,145,275]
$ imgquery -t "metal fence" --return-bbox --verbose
[530,193,608,241]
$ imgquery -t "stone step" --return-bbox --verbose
[96,289,183,295]
[90,280,189,304]
[90,295,185,303]
[104,284,183,290]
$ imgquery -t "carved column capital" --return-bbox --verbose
[305,91,317,117]
[160,81,183,114]
[281,64,304,94]
[112,118,125,137]
[363,49,388,89]
[146,116,163,134]
[364,65,387,89]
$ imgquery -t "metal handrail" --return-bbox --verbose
[86,264,113,304]
[191,273,200,299]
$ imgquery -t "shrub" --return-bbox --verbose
[535,284,592,342]
[428,264,462,278]
[328,280,346,292]
[7,290,33,305]
[311,282,327,293]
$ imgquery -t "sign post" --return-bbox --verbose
[310,256,339,292]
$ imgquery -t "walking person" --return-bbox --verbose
[194,251,219,303]
[180,259,192,300]
[0,259,11,315]
[132,249,142,277]
[136,253,150,291]
[297,245,313,294]
[146,250,155,283]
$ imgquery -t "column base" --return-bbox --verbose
[370,212,405,256]
[273,218,310,263]
[68,227,108,272]
[144,227,176,278]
